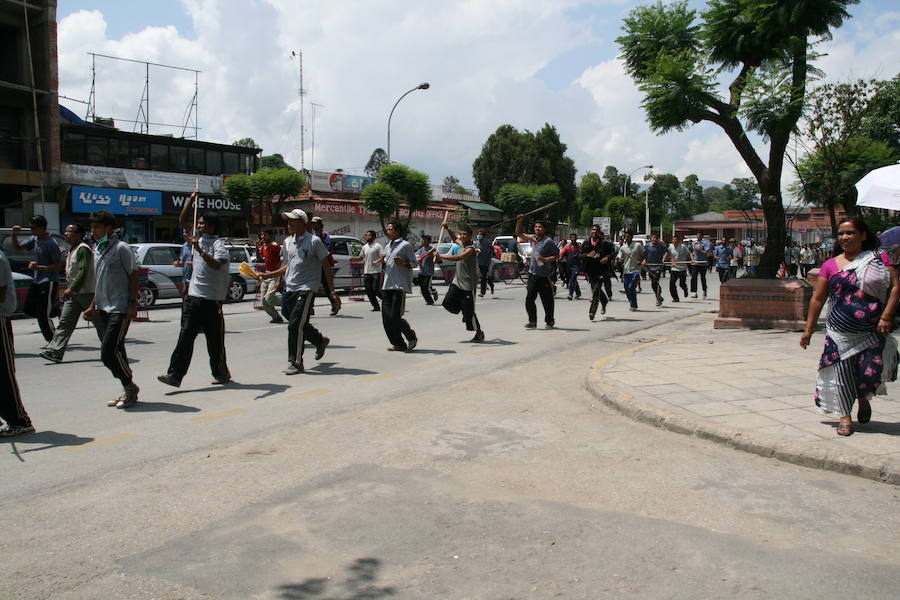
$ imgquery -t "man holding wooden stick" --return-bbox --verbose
[516,214,558,329]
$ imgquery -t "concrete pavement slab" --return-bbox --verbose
[586,311,900,485]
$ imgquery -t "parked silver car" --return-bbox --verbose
[130,242,259,306]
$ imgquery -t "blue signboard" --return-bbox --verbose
[71,186,163,215]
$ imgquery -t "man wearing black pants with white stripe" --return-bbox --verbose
[0,247,33,436]
[158,195,232,388]
[261,209,333,375]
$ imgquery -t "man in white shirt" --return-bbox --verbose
[360,230,384,311]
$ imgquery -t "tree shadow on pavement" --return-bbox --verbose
[2,430,94,461]
[276,558,395,599]
[407,348,457,355]
[855,420,900,436]
[306,362,377,376]
[598,317,641,322]
[125,402,200,413]
[470,338,516,345]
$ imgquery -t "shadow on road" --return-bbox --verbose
[2,430,95,461]
[126,402,200,413]
[307,362,377,376]
[276,558,395,599]
[407,348,457,355]
[471,338,516,346]
[124,338,155,345]
[165,382,290,400]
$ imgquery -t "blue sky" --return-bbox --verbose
[57,1,900,191]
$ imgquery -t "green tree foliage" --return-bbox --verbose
[604,196,643,236]
[678,174,708,217]
[259,153,295,170]
[573,172,609,226]
[793,78,899,235]
[493,184,562,234]
[472,123,577,220]
[362,164,432,233]
[705,178,761,212]
[232,137,258,149]
[646,173,681,227]
[222,173,252,208]
[617,0,859,277]
[442,176,460,194]
[247,168,306,225]
[365,148,390,177]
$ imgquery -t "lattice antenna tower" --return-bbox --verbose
[83,53,201,139]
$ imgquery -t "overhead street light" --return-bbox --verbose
[387,82,430,163]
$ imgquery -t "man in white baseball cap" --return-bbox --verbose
[260,208,335,374]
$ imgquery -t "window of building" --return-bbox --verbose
[813,213,826,219]
[85,136,108,165]
[129,141,149,169]
[170,145,188,172]
[188,147,204,173]
[62,131,86,164]
[222,152,240,174]
[239,154,252,174]
[108,138,129,168]
[206,150,222,175]
[150,143,169,171]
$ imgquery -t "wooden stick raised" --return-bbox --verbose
[490,200,560,229]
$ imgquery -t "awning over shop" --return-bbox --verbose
[458,200,502,213]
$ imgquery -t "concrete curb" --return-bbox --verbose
[585,353,900,486]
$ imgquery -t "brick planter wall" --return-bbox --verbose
[714,278,813,331]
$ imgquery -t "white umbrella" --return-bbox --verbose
[856,164,900,210]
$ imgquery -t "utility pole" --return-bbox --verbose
[311,102,324,172]
[291,50,306,171]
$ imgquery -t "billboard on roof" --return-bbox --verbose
[310,170,375,194]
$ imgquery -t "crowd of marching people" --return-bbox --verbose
[1,200,896,441]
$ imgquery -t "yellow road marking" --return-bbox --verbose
[66,433,139,451]
[419,360,449,368]
[472,348,496,355]
[290,388,332,399]
[590,337,671,372]
[190,408,247,423]
[362,372,396,382]
[546,332,562,338]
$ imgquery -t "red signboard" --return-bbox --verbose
[310,201,456,221]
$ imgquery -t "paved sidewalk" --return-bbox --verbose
[586,311,900,485]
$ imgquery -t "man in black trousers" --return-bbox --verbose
[158,193,231,387]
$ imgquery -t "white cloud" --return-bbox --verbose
[57,1,899,195]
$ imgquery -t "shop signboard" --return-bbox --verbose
[309,170,375,194]
[592,216,611,236]
[164,192,249,217]
[71,186,162,215]
[310,200,455,221]
[62,163,222,193]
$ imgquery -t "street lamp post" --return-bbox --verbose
[387,82,430,164]
[624,165,653,233]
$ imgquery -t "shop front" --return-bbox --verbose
[70,185,162,241]
[162,192,250,241]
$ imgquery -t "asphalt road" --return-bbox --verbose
[3,275,900,599]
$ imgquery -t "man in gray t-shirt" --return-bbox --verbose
[260,209,335,374]
[381,220,418,351]
[437,223,484,342]
[83,210,141,408]
[11,215,63,342]
[159,194,232,388]
[516,214,558,328]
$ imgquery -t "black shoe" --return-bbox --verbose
[38,350,62,364]
[315,337,330,360]
[157,374,181,388]
[406,337,417,352]
[471,330,485,343]
[387,345,407,351]
[432,289,439,302]
[545,321,555,329]
[589,311,596,321]
[371,306,380,311]
[672,298,680,303]
[212,373,232,385]
[269,317,284,324]
[330,305,340,316]
[524,322,537,329]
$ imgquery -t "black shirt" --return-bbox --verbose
[581,238,616,276]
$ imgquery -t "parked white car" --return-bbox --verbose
[130,242,259,306]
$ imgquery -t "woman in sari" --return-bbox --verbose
[801,217,900,436]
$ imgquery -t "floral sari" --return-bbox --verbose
[815,250,898,416]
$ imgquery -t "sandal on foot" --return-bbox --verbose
[837,423,854,436]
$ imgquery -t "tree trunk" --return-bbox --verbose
[758,190,787,278]
[828,204,838,239]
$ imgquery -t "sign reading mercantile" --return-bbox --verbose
[61,163,222,193]
[71,186,163,215]
[164,192,249,217]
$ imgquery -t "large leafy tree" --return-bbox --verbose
[494,184,562,234]
[792,78,899,235]
[259,153,295,170]
[361,163,431,233]
[472,123,576,219]
[365,148,390,177]
[617,0,858,277]
[232,137,258,149]
[678,174,708,217]
[604,196,643,236]
[249,168,307,224]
